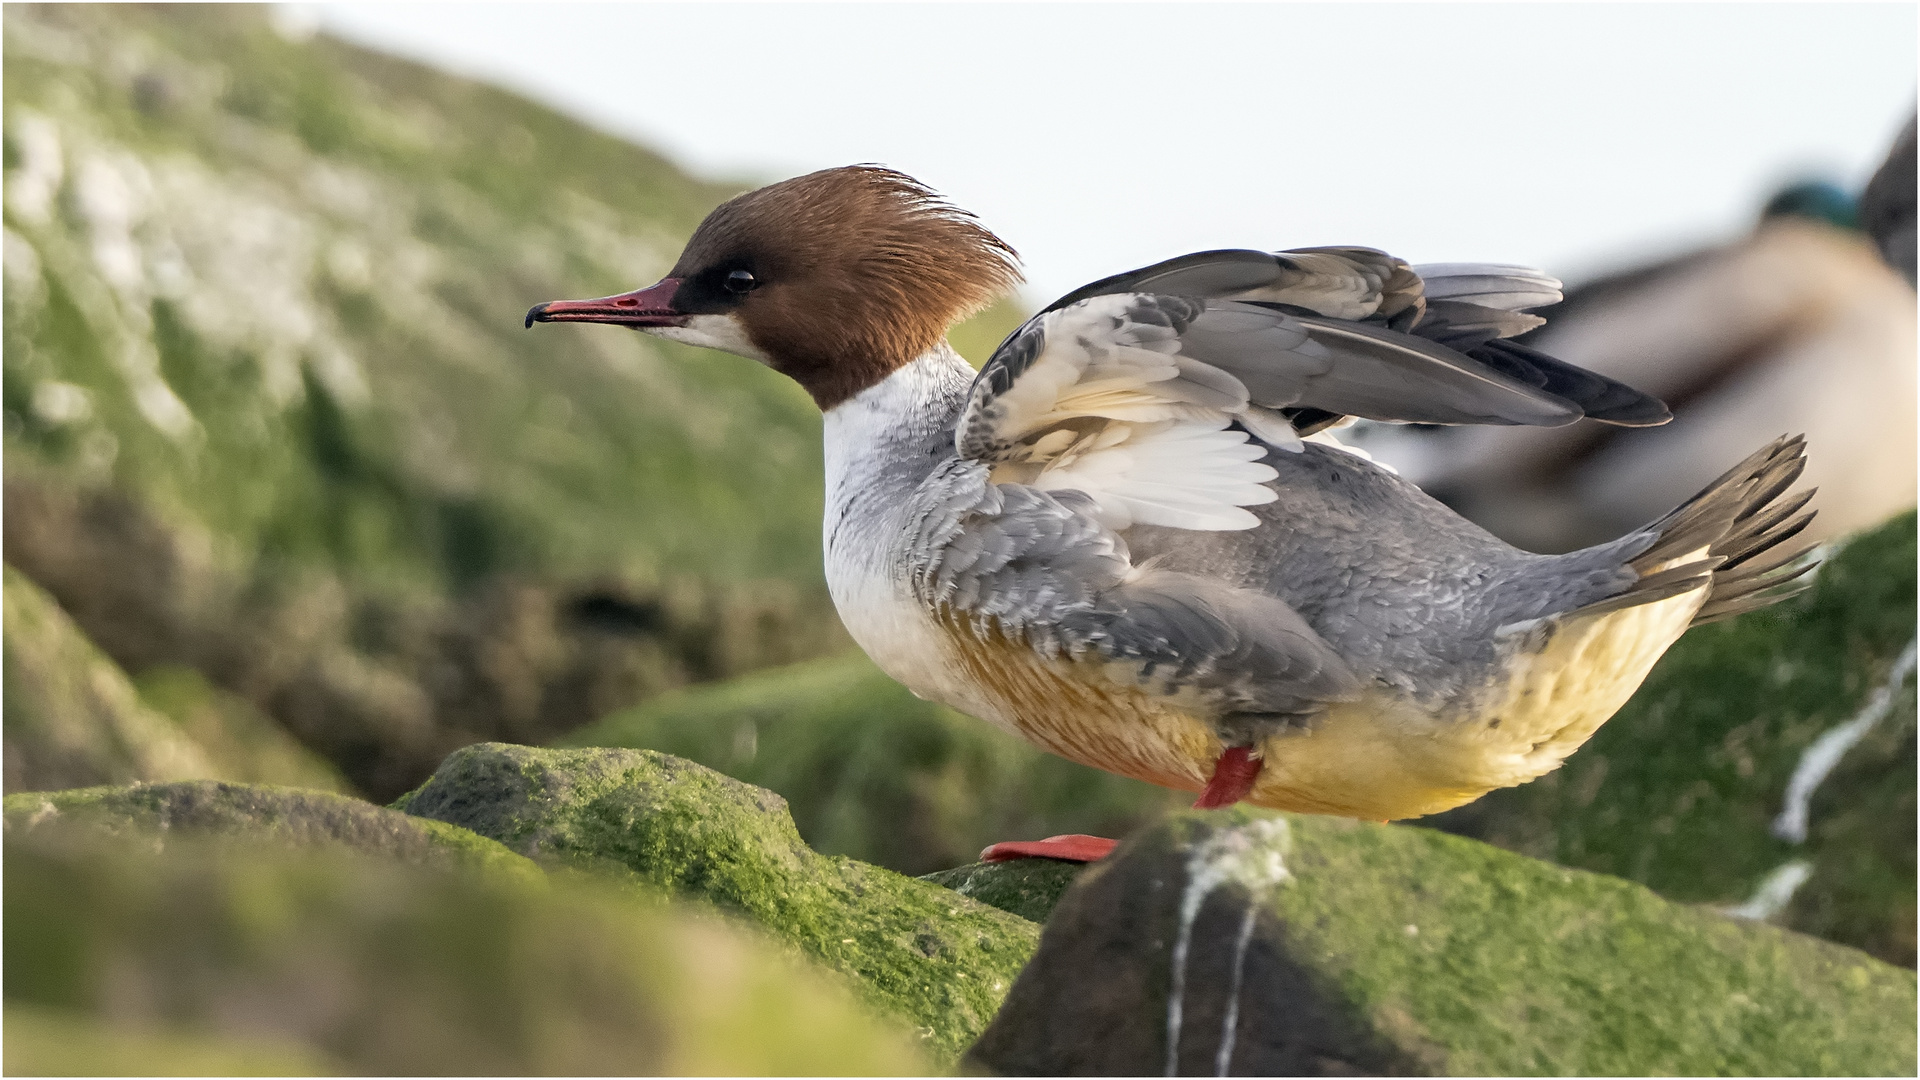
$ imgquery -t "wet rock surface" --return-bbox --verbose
[968,810,1917,1077]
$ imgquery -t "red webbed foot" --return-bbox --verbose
[976,747,1271,863]
[1194,744,1263,809]
[978,834,1118,863]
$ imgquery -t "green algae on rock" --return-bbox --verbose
[399,742,1040,1061]
[1424,510,1917,967]
[922,857,1090,924]
[3,780,539,883]
[566,649,1182,876]
[970,809,1917,1077]
[4,829,929,1076]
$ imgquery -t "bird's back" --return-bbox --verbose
[1125,440,1643,703]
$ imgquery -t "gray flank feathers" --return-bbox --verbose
[905,459,1358,720]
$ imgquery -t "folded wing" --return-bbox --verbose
[955,247,1669,533]
[906,466,1361,719]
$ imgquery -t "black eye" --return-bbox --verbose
[724,269,757,295]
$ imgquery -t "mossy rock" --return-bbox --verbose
[1425,511,1917,966]
[565,649,1183,875]
[4,828,929,1075]
[398,742,1040,1062]
[2,780,539,882]
[922,857,1090,924]
[3,564,214,792]
[4,566,347,796]
[133,665,350,793]
[4,1004,341,1077]
[970,809,1917,1076]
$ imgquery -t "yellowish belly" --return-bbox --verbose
[944,586,1706,821]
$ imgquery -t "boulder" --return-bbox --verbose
[968,810,1916,1076]
[922,857,1089,924]
[565,649,1180,875]
[4,565,347,795]
[398,743,1041,1062]
[3,780,539,881]
[5,1004,338,1077]
[3,565,214,792]
[1426,511,1916,966]
[4,827,928,1075]
[132,665,350,792]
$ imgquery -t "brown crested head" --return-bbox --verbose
[526,166,1021,408]
[668,166,1021,408]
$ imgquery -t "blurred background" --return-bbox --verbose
[3,0,1913,944]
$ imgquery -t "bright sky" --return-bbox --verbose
[298,3,1917,303]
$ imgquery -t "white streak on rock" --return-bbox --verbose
[1772,638,1916,844]
[1165,817,1291,1077]
[1724,859,1814,921]
[1214,902,1260,1076]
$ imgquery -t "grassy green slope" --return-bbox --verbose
[4,3,822,594]
[4,4,1024,593]
[1,4,1025,797]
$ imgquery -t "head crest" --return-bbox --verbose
[675,166,1023,407]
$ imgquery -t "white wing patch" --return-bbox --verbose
[965,295,1280,532]
[1025,418,1279,530]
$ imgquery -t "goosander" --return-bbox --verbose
[529,166,1815,863]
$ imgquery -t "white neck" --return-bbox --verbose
[820,344,974,570]
[817,345,996,717]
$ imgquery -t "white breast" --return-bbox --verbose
[818,348,1024,732]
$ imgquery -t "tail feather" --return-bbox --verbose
[1567,563,1717,621]
[1714,505,1816,574]
[1627,438,1789,571]
[1715,488,1816,570]
[1627,435,1819,627]
[1694,562,1819,625]
[1739,452,1811,524]
[1724,538,1820,583]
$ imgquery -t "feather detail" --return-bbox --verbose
[1412,263,1564,311]
[958,295,1280,533]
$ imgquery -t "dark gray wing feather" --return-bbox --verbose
[1044,248,1286,312]
[1013,246,1670,430]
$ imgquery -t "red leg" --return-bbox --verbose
[973,747,1267,863]
[1194,745,1263,809]
[979,834,1118,864]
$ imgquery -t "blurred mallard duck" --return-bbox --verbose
[1353,138,1916,553]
